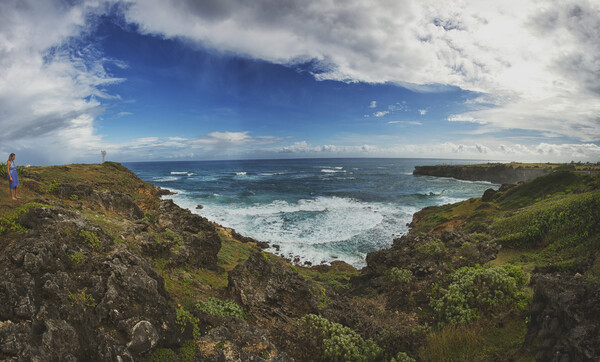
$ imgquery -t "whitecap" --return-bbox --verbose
[235,171,247,176]
[170,171,188,175]
[152,176,179,182]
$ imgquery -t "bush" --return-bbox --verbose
[80,230,101,247]
[0,202,51,235]
[176,307,200,339]
[195,297,247,319]
[386,267,413,284]
[430,265,528,325]
[297,314,383,361]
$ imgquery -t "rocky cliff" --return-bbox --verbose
[1,162,598,361]
[413,163,554,184]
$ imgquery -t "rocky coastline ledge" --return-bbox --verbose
[1,162,599,361]
[413,162,600,184]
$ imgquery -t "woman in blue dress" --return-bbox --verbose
[7,153,19,200]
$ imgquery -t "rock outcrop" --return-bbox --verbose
[365,231,500,277]
[413,164,552,184]
[0,206,178,361]
[526,273,600,361]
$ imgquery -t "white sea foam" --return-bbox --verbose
[170,171,188,175]
[152,176,179,182]
[321,169,346,173]
[235,171,247,176]
[455,179,495,185]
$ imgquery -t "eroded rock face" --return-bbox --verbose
[0,206,178,361]
[365,231,500,278]
[136,199,221,269]
[228,253,320,320]
[526,274,600,361]
[227,252,325,354]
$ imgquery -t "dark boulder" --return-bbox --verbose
[526,273,600,361]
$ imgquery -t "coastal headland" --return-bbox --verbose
[413,162,600,184]
[0,161,599,361]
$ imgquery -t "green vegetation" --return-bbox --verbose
[68,288,96,307]
[0,202,52,234]
[386,267,413,284]
[297,314,384,361]
[418,317,529,361]
[176,307,201,339]
[177,340,198,362]
[150,348,176,362]
[195,297,247,319]
[67,251,87,264]
[80,229,101,247]
[430,265,529,325]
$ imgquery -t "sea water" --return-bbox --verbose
[124,158,496,268]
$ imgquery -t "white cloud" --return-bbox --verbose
[1,0,599,165]
[268,140,600,162]
[122,0,600,141]
[374,111,389,117]
[419,109,427,116]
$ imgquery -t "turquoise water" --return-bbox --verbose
[125,158,496,267]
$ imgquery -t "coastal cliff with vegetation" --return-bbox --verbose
[413,162,600,184]
[1,162,599,361]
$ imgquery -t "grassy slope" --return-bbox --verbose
[411,171,600,360]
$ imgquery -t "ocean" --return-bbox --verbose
[124,158,496,268]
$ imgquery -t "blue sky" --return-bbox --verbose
[1,0,599,164]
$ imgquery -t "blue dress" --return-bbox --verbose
[8,161,19,189]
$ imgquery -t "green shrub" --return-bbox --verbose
[67,251,86,264]
[0,202,51,234]
[80,230,101,247]
[386,267,413,284]
[417,238,445,256]
[177,340,198,362]
[46,180,60,194]
[143,211,157,224]
[176,307,200,339]
[151,348,175,362]
[430,265,528,325]
[391,351,416,362]
[195,297,247,319]
[297,314,383,361]
[163,228,184,247]
[68,288,96,307]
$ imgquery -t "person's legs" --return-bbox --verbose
[15,185,19,199]
[10,187,16,200]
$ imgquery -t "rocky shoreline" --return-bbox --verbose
[1,162,599,361]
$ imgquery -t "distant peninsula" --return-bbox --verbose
[0,161,599,361]
[413,162,600,184]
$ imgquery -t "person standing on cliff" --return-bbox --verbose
[7,153,20,200]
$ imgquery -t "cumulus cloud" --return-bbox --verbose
[369,101,377,108]
[374,111,389,117]
[419,109,427,116]
[122,0,600,141]
[269,140,600,162]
